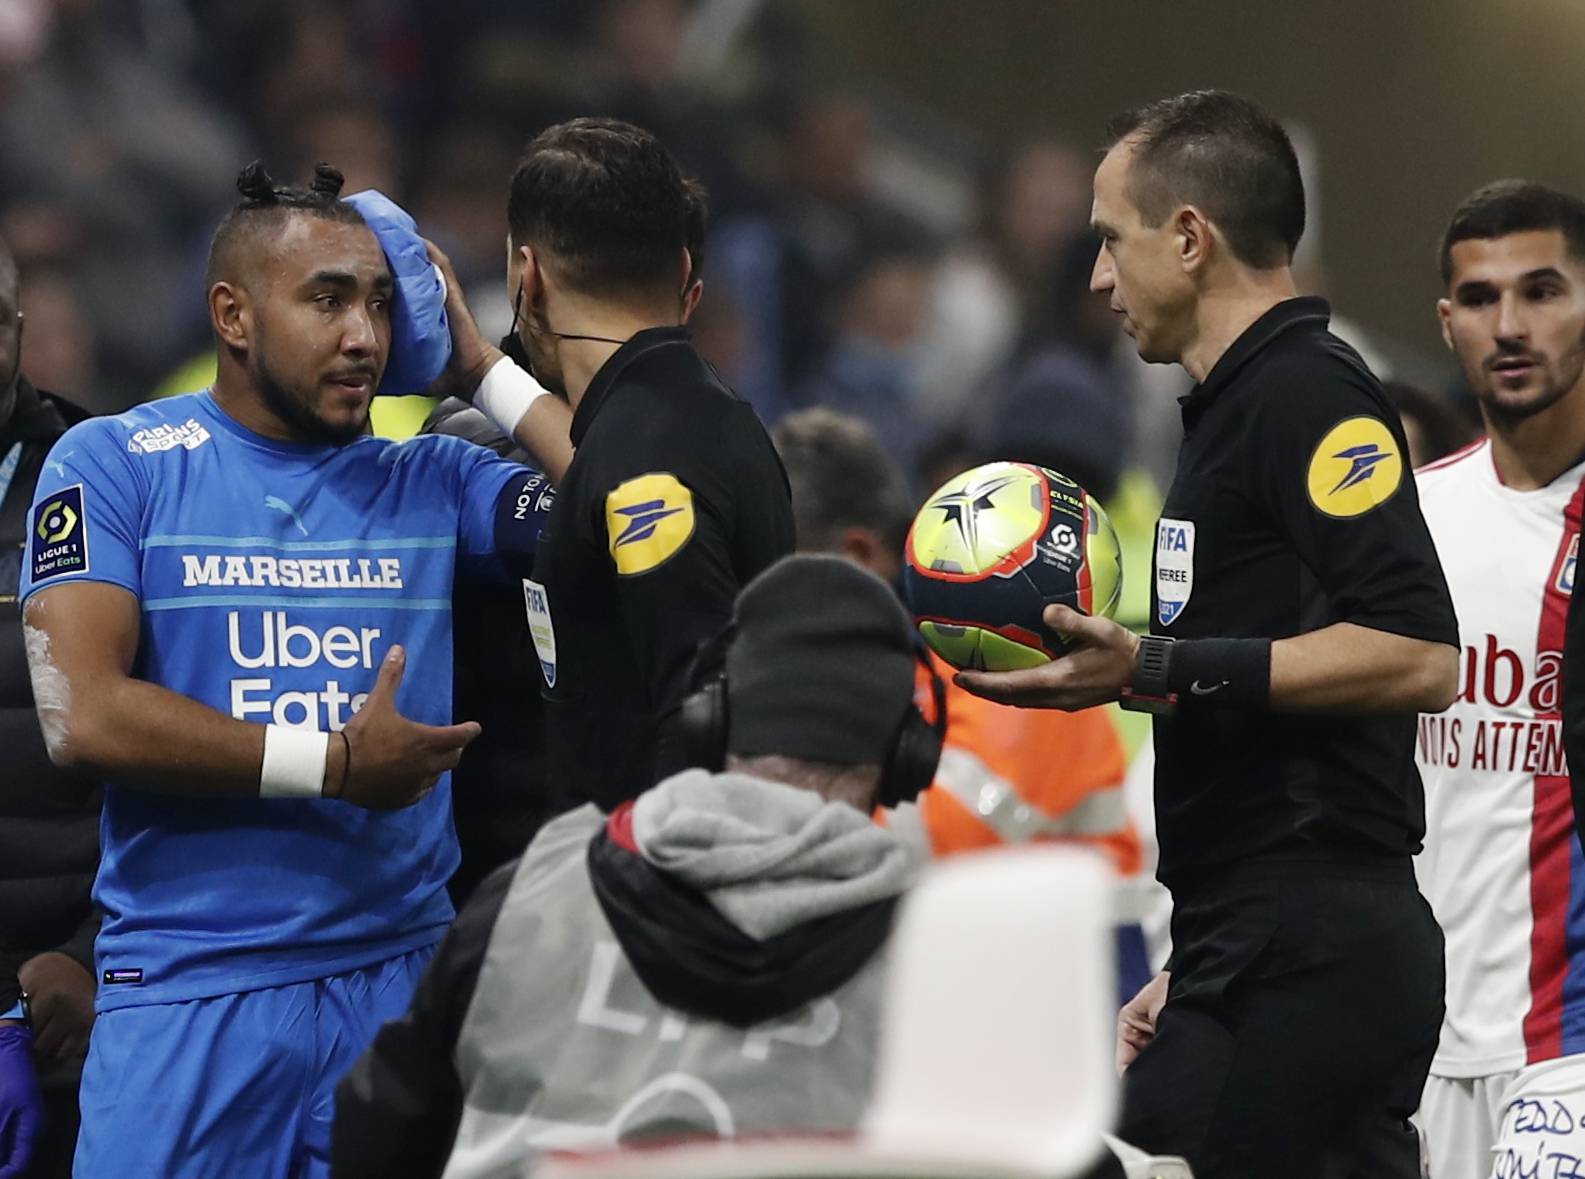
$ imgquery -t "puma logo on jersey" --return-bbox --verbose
[264,495,309,536]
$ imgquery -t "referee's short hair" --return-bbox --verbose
[1439,180,1585,284]
[509,117,700,302]
[773,409,913,556]
[1105,90,1304,270]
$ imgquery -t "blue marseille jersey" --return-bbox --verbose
[20,391,531,1010]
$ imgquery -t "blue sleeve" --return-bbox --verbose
[454,444,556,585]
[20,419,146,605]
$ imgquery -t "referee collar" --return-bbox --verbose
[571,326,694,447]
[1180,296,1332,423]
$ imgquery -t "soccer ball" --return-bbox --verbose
[903,461,1123,671]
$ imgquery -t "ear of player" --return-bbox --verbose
[903,461,1124,672]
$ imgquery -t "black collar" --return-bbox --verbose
[1180,296,1332,419]
[569,326,694,447]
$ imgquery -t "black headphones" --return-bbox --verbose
[674,623,947,809]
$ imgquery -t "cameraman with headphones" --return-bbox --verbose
[331,555,940,1178]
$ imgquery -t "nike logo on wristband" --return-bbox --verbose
[1189,680,1228,696]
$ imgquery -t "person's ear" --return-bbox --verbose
[839,526,896,579]
[1436,297,1455,352]
[210,282,249,352]
[1178,206,1212,274]
[518,245,545,312]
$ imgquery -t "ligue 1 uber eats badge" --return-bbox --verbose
[32,484,89,583]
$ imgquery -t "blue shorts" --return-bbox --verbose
[74,945,433,1179]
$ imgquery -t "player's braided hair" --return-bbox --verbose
[205,161,367,288]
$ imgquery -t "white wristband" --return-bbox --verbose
[476,356,549,439]
[260,724,330,799]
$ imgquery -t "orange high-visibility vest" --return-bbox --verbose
[907,655,1140,875]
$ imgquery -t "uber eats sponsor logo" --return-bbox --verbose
[227,611,382,728]
[182,553,404,589]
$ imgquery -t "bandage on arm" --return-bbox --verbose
[475,358,574,485]
[24,582,334,798]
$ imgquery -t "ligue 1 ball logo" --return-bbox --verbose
[903,462,1123,672]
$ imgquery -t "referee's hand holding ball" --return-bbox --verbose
[956,604,1139,712]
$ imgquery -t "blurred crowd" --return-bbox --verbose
[0,0,1482,498]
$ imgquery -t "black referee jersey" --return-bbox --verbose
[1121,297,1459,1178]
[1150,296,1459,887]
[528,327,794,811]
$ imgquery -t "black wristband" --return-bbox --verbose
[1166,638,1272,709]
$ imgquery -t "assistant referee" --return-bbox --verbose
[437,118,793,811]
[958,91,1458,1178]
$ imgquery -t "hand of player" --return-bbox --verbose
[0,1024,41,1179]
[332,645,481,811]
[955,605,1141,711]
[17,952,94,1059]
[1116,969,1170,1073]
[423,239,503,402]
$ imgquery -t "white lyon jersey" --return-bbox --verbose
[1415,439,1585,1078]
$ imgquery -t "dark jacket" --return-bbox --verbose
[421,398,576,907]
[0,379,100,1008]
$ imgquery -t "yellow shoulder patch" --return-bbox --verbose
[605,472,696,576]
[1305,416,1404,518]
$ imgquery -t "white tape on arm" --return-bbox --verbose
[476,356,550,440]
[259,724,330,798]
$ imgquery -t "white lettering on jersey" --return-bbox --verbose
[127,419,211,454]
[182,553,404,589]
[224,611,379,730]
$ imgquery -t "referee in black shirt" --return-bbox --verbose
[959,91,1459,1178]
[434,118,793,811]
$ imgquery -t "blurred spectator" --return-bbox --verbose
[13,268,101,410]
[334,556,924,1178]
[410,124,522,341]
[0,234,102,1179]
[0,0,246,395]
[279,101,404,202]
[916,140,1093,427]
[1385,379,1481,468]
[791,245,935,475]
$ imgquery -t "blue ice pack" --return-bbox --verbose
[344,189,451,394]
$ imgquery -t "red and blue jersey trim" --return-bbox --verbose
[1524,473,1585,1063]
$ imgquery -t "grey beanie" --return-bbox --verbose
[724,555,917,764]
